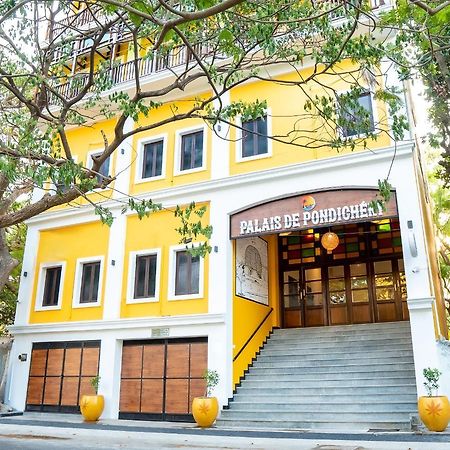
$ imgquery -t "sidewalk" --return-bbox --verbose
[0,412,449,449]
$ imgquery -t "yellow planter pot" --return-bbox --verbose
[192,397,219,428]
[80,395,105,422]
[418,396,450,432]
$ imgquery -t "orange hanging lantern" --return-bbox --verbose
[321,232,339,254]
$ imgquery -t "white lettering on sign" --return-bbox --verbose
[238,201,385,236]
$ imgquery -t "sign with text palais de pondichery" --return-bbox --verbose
[230,189,398,239]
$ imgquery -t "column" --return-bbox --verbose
[98,336,122,419]
[395,155,440,396]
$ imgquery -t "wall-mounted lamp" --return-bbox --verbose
[18,353,27,362]
[23,271,27,277]
[111,260,116,266]
[120,148,125,155]
[407,220,418,258]
[214,246,219,253]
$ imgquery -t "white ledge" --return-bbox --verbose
[8,313,226,335]
[407,296,435,311]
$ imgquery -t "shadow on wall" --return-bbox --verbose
[0,338,12,403]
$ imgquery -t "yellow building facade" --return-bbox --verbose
[5,1,450,429]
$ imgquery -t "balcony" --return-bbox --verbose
[51,43,213,103]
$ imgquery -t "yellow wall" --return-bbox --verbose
[232,235,280,387]
[51,118,117,211]
[30,221,109,323]
[229,62,391,176]
[121,205,210,318]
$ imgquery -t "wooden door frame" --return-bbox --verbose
[279,255,406,328]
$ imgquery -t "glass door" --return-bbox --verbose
[327,265,348,325]
[303,267,325,327]
[282,270,302,328]
[373,259,408,322]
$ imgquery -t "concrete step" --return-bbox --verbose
[264,343,413,358]
[247,362,414,375]
[244,373,417,382]
[265,341,412,353]
[216,417,411,431]
[272,322,410,334]
[268,334,412,345]
[231,393,418,403]
[219,410,412,422]
[238,378,417,388]
[235,384,416,396]
[252,358,415,369]
[228,402,417,413]
[256,349,414,361]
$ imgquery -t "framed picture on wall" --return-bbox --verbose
[235,237,269,305]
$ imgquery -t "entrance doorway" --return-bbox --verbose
[280,219,408,327]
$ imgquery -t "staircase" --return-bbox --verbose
[219,321,417,431]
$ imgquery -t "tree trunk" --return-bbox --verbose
[0,228,18,294]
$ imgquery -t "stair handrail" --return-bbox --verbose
[233,307,273,362]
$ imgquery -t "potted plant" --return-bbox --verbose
[80,375,104,422]
[192,369,219,428]
[418,368,450,432]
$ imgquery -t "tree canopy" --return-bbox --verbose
[0,0,448,308]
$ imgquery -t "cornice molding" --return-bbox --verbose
[9,313,226,335]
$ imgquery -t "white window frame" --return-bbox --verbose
[336,89,378,140]
[86,149,112,183]
[72,256,104,308]
[168,244,205,301]
[126,248,161,304]
[174,125,207,176]
[135,134,168,184]
[35,261,66,311]
[236,110,273,163]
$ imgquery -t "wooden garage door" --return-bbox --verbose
[26,341,100,413]
[119,338,207,421]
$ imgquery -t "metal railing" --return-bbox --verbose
[51,43,212,103]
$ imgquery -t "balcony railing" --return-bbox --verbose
[52,7,106,34]
[50,43,213,103]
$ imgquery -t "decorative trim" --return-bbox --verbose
[407,296,435,311]
[9,313,226,335]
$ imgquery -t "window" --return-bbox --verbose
[338,91,375,138]
[175,250,200,296]
[42,266,62,307]
[142,140,164,179]
[80,261,101,303]
[73,257,103,307]
[180,130,203,171]
[134,254,157,299]
[241,116,268,158]
[36,262,66,311]
[127,249,161,303]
